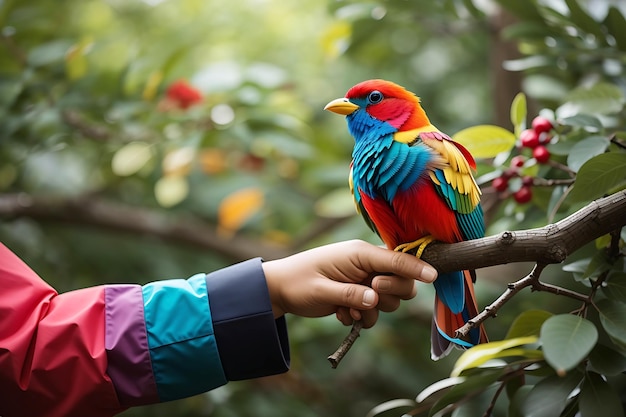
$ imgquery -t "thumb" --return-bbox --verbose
[318,280,379,310]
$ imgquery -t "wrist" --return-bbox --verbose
[261,260,287,318]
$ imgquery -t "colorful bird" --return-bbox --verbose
[325,79,488,359]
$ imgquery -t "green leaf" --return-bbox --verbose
[314,188,356,218]
[596,299,626,350]
[540,315,598,375]
[582,250,612,280]
[506,310,553,338]
[451,336,539,377]
[566,136,610,172]
[510,92,527,136]
[508,385,533,417]
[523,74,569,102]
[564,0,605,40]
[27,39,74,67]
[502,22,553,40]
[505,371,525,401]
[558,83,626,117]
[548,139,578,156]
[0,78,23,109]
[595,233,612,249]
[546,185,569,221]
[568,152,626,202]
[588,343,626,376]
[449,386,497,417]
[416,376,466,403]
[579,372,625,417]
[366,399,416,417]
[461,0,486,19]
[605,6,626,52]
[562,258,594,282]
[601,272,626,302]
[428,370,503,417]
[503,56,553,72]
[520,372,583,417]
[451,125,517,159]
[559,114,603,130]
[493,0,543,23]
[65,38,92,80]
[562,259,590,274]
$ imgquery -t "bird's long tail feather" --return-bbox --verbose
[431,270,488,360]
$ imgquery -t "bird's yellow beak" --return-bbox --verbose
[324,98,359,115]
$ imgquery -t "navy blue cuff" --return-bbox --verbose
[205,258,290,381]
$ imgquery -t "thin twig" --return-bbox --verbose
[609,133,626,150]
[576,227,624,315]
[533,177,575,187]
[482,381,507,417]
[531,280,589,302]
[455,264,545,338]
[456,263,590,338]
[547,159,576,177]
[327,320,364,368]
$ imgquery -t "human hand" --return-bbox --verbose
[262,239,438,328]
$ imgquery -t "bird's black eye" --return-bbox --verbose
[367,90,383,104]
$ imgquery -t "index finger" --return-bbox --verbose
[358,244,438,283]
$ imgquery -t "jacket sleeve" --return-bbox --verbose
[0,243,290,417]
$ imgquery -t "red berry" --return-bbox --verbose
[510,155,526,168]
[492,176,508,192]
[532,116,553,134]
[165,80,203,109]
[520,129,540,148]
[513,186,533,204]
[533,145,551,164]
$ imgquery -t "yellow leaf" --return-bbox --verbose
[451,336,539,377]
[112,141,153,176]
[510,92,527,136]
[217,187,265,237]
[452,125,517,159]
[154,175,189,208]
[143,70,163,101]
[321,21,351,58]
[65,37,93,80]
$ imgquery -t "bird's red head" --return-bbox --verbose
[344,79,432,131]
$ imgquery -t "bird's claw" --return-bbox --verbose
[394,236,435,259]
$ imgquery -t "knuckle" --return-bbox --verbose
[342,285,358,304]
[390,250,406,273]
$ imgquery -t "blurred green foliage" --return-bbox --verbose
[1,0,625,416]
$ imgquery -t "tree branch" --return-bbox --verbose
[327,320,364,368]
[0,193,290,262]
[418,190,626,273]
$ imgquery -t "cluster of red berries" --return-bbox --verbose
[520,117,553,163]
[165,80,203,109]
[492,116,554,204]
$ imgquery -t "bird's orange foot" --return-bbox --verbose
[394,236,435,259]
